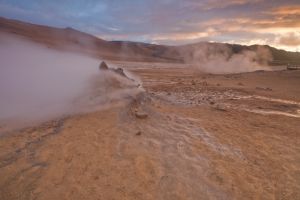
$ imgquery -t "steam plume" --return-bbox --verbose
[0,33,140,129]
[180,43,272,74]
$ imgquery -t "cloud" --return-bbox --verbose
[269,5,300,16]
[0,0,300,51]
[279,32,300,46]
[202,0,262,10]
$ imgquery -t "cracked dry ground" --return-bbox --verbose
[0,67,300,200]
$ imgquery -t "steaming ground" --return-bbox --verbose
[0,39,300,199]
[0,34,141,130]
[178,43,272,74]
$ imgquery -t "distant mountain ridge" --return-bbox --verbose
[1,16,299,65]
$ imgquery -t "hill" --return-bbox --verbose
[1,16,299,65]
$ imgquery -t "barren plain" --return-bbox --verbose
[1,61,299,200]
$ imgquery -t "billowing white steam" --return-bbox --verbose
[0,34,140,128]
[180,43,272,74]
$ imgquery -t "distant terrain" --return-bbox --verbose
[1,16,300,65]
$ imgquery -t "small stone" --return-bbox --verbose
[136,131,142,136]
[255,87,272,91]
[135,111,148,119]
[215,105,227,112]
[202,81,208,86]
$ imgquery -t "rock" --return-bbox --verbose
[254,70,265,73]
[99,61,109,70]
[238,82,244,86]
[214,105,227,112]
[135,111,148,119]
[136,131,142,136]
[99,61,136,83]
[113,67,127,77]
[255,87,272,91]
[191,80,196,85]
[201,81,208,86]
[111,67,136,82]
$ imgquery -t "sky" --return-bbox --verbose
[0,0,300,51]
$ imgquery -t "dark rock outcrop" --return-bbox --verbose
[99,61,109,70]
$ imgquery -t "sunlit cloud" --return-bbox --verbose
[269,5,300,16]
[202,0,263,10]
[279,32,300,46]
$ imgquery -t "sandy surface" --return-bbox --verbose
[0,64,300,200]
